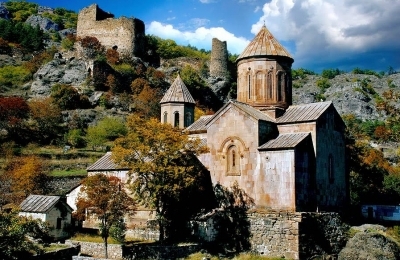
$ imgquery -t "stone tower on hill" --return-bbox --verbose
[210,38,228,77]
[77,4,145,58]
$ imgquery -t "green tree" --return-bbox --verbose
[86,125,107,151]
[64,129,86,148]
[86,117,126,150]
[51,84,81,110]
[0,210,50,260]
[113,115,210,242]
[75,175,136,258]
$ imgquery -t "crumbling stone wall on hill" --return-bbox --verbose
[77,4,145,58]
[210,38,228,77]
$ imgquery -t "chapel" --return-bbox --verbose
[161,25,347,212]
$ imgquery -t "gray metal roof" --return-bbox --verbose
[185,115,214,132]
[19,195,66,213]
[237,25,293,62]
[160,74,195,104]
[87,152,129,171]
[259,132,310,150]
[277,101,332,124]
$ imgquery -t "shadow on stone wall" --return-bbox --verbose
[202,181,255,255]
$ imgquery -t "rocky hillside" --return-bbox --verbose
[293,73,400,121]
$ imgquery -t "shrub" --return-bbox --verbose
[321,68,341,79]
[316,78,331,92]
[0,65,31,87]
[61,34,76,50]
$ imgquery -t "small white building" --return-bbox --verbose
[19,195,73,240]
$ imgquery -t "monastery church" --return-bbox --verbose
[161,25,347,212]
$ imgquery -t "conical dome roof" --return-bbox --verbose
[160,74,195,104]
[237,25,293,62]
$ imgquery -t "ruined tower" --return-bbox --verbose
[77,4,145,58]
[236,25,294,118]
[210,38,229,78]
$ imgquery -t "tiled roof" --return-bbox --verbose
[259,132,310,150]
[19,195,66,213]
[277,101,332,123]
[185,115,213,132]
[160,74,195,104]
[87,152,129,171]
[237,25,293,62]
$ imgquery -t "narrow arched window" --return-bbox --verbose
[227,145,240,175]
[174,112,179,127]
[248,74,251,100]
[267,72,272,100]
[277,72,282,101]
[163,112,168,124]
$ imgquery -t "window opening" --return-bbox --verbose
[174,112,179,127]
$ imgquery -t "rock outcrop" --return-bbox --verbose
[25,15,60,32]
[338,231,400,260]
[0,2,9,19]
[30,55,88,96]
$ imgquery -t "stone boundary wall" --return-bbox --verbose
[123,243,201,260]
[66,240,123,259]
[32,244,80,260]
[126,227,159,241]
[210,38,228,77]
[248,211,301,259]
[248,211,349,260]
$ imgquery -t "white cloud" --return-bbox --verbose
[199,0,216,3]
[166,16,176,21]
[147,21,250,54]
[254,6,261,12]
[251,0,400,67]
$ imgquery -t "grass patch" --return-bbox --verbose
[70,232,121,244]
[49,168,87,177]
[184,252,286,260]
[41,243,69,252]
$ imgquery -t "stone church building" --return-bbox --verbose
[162,25,347,213]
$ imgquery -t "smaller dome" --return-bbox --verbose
[237,25,293,62]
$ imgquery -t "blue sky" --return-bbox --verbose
[32,0,399,73]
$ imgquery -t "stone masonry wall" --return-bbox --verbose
[77,4,145,58]
[66,240,123,259]
[248,211,349,260]
[210,38,228,77]
[249,211,301,259]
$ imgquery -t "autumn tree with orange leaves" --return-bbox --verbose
[75,174,136,259]
[1,155,48,205]
[113,115,213,242]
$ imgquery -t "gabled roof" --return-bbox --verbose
[259,132,310,150]
[19,195,72,213]
[185,115,213,133]
[187,100,275,132]
[87,152,130,171]
[237,25,293,62]
[277,101,333,124]
[160,74,195,104]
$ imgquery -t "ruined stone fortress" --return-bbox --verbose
[77,4,145,58]
[76,4,228,76]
